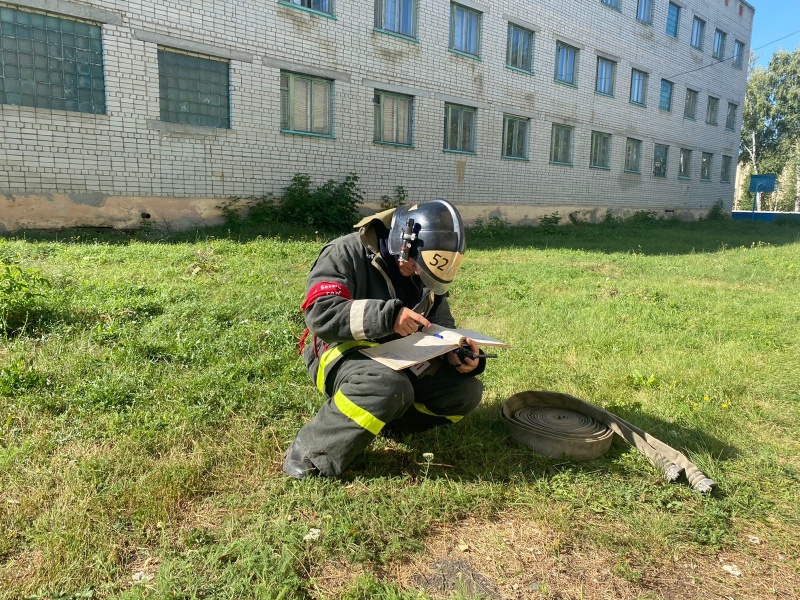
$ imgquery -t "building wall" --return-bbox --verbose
[0,0,754,231]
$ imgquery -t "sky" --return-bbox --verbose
[749,0,800,67]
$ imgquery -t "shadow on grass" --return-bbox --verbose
[5,217,800,256]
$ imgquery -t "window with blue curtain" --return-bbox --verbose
[636,0,652,23]
[596,57,615,95]
[450,3,481,56]
[506,24,533,72]
[630,69,647,105]
[555,42,577,84]
[376,0,415,38]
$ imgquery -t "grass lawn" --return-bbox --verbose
[1,216,799,599]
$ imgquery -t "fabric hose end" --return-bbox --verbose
[664,464,683,482]
[693,478,717,493]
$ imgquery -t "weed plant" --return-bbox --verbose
[1,216,799,599]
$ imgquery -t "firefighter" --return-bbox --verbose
[283,199,485,479]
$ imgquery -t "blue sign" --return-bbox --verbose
[749,174,776,193]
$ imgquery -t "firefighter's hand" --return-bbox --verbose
[448,338,479,374]
[393,308,431,337]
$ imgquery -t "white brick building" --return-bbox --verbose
[0,0,754,230]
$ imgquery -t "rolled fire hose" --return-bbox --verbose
[501,390,717,493]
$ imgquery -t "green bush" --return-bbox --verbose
[0,261,50,332]
[280,172,364,232]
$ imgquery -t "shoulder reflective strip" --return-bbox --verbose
[413,402,463,423]
[334,389,386,436]
[316,340,378,392]
[349,299,370,340]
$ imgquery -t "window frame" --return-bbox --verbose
[555,41,578,86]
[721,155,732,182]
[630,69,648,106]
[666,2,680,37]
[706,96,719,125]
[713,29,726,60]
[601,0,620,8]
[280,71,334,137]
[625,137,642,173]
[595,56,616,96]
[443,102,477,153]
[653,144,669,178]
[449,3,482,58]
[684,88,698,120]
[550,123,574,165]
[725,102,738,130]
[700,152,713,181]
[733,40,745,68]
[374,0,417,39]
[590,131,612,169]
[678,148,692,178]
[282,0,335,17]
[373,90,413,146]
[659,79,673,111]
[636,0,653,24]
[691,16,705,50]
[506,23,534,73]
[502,114,529,160]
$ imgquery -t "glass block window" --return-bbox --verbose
[596,57,616,96]
[706,96,719,125]
[506,23,533,72]
[636,0,653,24]
[502,114,528,159]
[590,131,611,169]
[721,155,732,182]
[158,49,229,128]
[374,90,412,145]
[625,138,642,173]
[375,0,415,38]
[630,69,648,105]
[659,79,673,111]
[653,144,668,177]
[287,0,333,16]
[280,71,332,135]
[713,29,726,60]
[555,41,578,85]
[444,103,476,153]
[684,88,698,119]
[701,152,712,180]
[0,6,105,113]
[550,124,573,165]
[679,148,692,178]
[733,40,745,68]
[691,17,705,50]
[450,3,481,57]
[726,102,737,130]
[666,3,680,37]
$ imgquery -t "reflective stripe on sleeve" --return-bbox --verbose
[334,389,386,436]
[413,402,463,423]
[316,340,378,393]
[349,299,370,340]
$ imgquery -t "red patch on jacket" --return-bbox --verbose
[301,281,352,310]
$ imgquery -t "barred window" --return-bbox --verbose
[280,71,332,135]
[666,3,680,37]
[374,91,412,145]
[659,79,673,111]
[0,6,105,113]
[159,48,230,128]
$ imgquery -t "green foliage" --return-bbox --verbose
[702,200,729,221]
[468,216,509,241]
[0,260,50,332]
[379,185,408,211]
[537,211,562,233]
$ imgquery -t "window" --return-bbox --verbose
[280,71,332,135]
[596,57,616,96]
[555,41,578,85]
[636,0,653,24]
[374,91,412,145]
[701,152,712,180]
[726,102,737,130]
[630,69,648,105]
[375,0,416,38]
[706,96,718,125]
[713,29,726,60]
[444,103,476,153]
[602,0,619,8]
[590,131,611,169]
[502,115,529,159]
[506,24,533,72]
[625,138,642,173]
[0,6,106,114]
[159,49,229,128]
[733,40,745,68]
[666,3,680,37]
[691,17,705,50]
[550,124,573,164]
[286,0,333,15]
[721,155,732,182]
[450,3,481,57]
[684,88,698,119]
[659,79,673,111]
[653,144,668,177]
[679,148,692,178]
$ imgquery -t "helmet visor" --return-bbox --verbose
[416,250,464,295]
